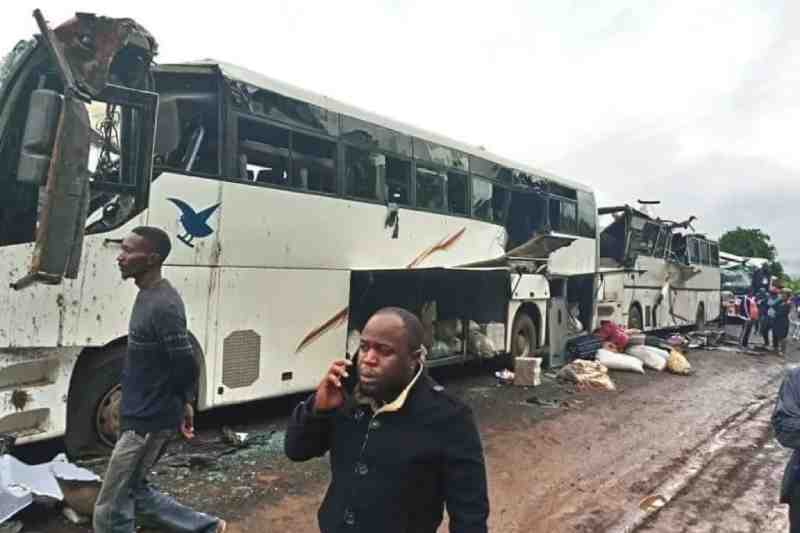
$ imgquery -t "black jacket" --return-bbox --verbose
[285,374,489,533]
[772,367,800,503]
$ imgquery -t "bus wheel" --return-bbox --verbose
[64,345,125,458]
[696,303,706,330]
[628,304,643,330]
[510,312,538,368]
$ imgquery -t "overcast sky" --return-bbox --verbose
[3,1,798,272]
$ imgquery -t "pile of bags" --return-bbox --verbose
[590,321,692,376]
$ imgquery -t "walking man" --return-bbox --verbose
[285,307,489,533]
[773,288,793,355]
[762,288,781,349]
[740,289,758,348]
[93,226,225,533]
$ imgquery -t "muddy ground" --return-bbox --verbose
[13,328,797,532]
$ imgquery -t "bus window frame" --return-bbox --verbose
[699,239,710,266]
[688,237,701,265]
[653,226,669,258]
[233,111,342,198]
[549,195,579,236]
[710,242,720,267]
[341,140,412,206]
[414,161,449,213]
[576,189,597,239]
[223,82,589,230]
[155,70,225,180]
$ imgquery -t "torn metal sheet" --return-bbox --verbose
[459,233,575,268]
[50,12,158,97]
[0,453,99,523]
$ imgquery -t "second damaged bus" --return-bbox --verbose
[596,205,721,331]
[0,11,597,456]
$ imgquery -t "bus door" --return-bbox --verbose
[547,277,569,367]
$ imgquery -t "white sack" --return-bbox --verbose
[625,345,667,371]
[596,349,645,374]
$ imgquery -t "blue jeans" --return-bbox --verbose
[93,429,220,533]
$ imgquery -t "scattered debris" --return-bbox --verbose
[639,493,667,512]
[557,360,616,391]
[161,428,283,473]
[667,335,688,350]
[495,369,515,385]
[686,330,729,349]
[0,453,100,523]
[62,506,90,525]
[222,426,249,447]
[164,454,216,469]
[714,345,760,356]
[0,521,22,533]
[525,396,560,408]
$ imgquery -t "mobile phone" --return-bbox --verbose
[343,352,359,395]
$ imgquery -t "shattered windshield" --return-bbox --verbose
[0,40,36,102]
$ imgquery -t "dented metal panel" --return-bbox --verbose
[51,13,157,98]
[0,347,80,443]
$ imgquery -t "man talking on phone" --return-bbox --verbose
[285,307,489,533]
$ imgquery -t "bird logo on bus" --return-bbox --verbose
[167,198,221,248]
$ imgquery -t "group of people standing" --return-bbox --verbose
[739,264,796,355]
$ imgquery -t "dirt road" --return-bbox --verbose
[21,338,797,532]
[636,397,787,532]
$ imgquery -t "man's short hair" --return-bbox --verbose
[374,307,424,353]
[132,226,172,262]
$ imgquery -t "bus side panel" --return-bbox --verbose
[595,271,625,329]
[71,231,141,347]
[211,268,349,407]
[145,175,224,268]
[152,171,506,273]
[1,224,141,349]
[508,274,550,349]
[0,243,65,347]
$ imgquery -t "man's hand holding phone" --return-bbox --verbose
[313,359,353,413]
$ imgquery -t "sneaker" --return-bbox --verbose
[216,520,227,533]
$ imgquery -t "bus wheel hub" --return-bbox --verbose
[96,385,121,447]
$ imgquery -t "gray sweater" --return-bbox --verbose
[120,279,197,435]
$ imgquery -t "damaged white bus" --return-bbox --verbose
[0,11,597,457]
[596,204,721,331]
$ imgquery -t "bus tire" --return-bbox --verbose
[64,344,125,459]
[628,304,643,330]
[510,312,538,369]
[696,303,706,330]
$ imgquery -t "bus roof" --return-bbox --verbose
[162,59,592,194]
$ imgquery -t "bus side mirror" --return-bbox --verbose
[16,89,63,185]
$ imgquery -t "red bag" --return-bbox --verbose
[748,298,759,321]
[597,321,630,350]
